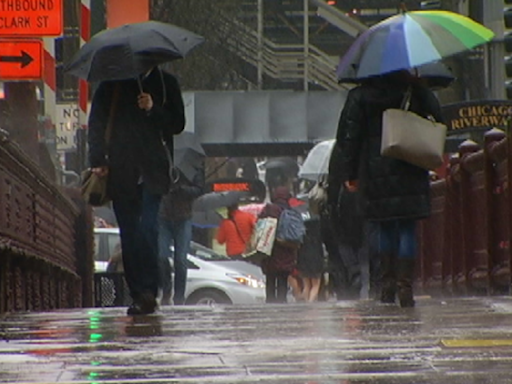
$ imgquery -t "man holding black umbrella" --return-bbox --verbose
[67,21,204,315]
[88,67,185,315]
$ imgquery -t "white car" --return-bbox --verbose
[94,227,265,305]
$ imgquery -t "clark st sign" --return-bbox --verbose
[0,0,62,36]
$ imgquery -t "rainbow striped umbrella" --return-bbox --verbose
[336,10,494,80]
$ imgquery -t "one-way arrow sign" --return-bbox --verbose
[0,51,34,68]
[0,40,42,80]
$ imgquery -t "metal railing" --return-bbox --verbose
[417,129,512,296]
[219,15,344,90]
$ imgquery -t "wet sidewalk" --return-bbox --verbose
[1,296,512,383]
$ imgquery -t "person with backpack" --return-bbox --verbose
[259,186,304,303]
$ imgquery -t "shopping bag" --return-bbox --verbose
[250,217,278,256]
[381,88,447,171]
[81,169,110,207]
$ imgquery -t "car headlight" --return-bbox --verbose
[226,273,265,289]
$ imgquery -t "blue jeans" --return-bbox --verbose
[113,184,162,299]
[376,220,417,259]
[158,218,192,304]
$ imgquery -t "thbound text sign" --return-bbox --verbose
[0,39,43,80]
[0,0,63,36]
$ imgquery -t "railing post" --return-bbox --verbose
[444,154,461,295]
[484,128,507,294]
[458,140,481,294]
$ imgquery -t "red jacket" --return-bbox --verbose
[216,210,256,256]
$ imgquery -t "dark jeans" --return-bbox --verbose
[376,220,417,259]
[158,218,192,305]
[113,184,162,300]
[265,272,288,303]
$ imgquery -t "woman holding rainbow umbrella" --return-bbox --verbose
[328,10,494,307]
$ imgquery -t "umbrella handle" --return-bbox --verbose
[137,76,144,94]
[170,166,180,184]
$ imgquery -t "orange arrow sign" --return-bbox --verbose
[0,40,42,80]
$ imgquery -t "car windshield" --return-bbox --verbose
[190,242,230,261]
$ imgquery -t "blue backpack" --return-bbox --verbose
[275,208,306,247]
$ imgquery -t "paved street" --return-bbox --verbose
[1,297,512,383]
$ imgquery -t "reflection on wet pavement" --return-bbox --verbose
[1,297,512,383]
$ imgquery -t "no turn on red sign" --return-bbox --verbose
[0,0,63,36]
[0,40,42,79]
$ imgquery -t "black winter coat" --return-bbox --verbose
[327,144,365,247]
[88,68,185,199]
[331,78,443,221]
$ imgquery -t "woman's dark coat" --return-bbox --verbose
[330,76,443,221]
[88,68,185,199]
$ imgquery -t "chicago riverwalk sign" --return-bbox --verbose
[442,100,512,134]
[0,0,63,36]
[0,40,42,79]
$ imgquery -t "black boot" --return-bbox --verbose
[379,253,396,304]
[397,259,416,308]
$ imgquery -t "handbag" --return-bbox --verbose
[381,87,447,170]
[81,85,120,206]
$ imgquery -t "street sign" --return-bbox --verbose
[0,40,43,80]
[56,104,80,151]
[0,0,62,36]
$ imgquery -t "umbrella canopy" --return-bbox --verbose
[338,61,456,89]
[299,140,335,182]
[193,191,249,213]
[65,21,204,82]
[264,157,300,175]
[336,10,494,80]
[174,131,205,183]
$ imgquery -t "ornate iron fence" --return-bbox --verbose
[418,129,512,296]
[0,133,93,313]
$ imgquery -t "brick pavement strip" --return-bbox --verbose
[0,297,512,383]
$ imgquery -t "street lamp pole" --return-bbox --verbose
[304,0,309,91]
[483,0,505,100]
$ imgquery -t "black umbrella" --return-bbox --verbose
[191,210,223,228]
[264,157,300,175]
[65,21,204,82]
[174,131,205,183]
[413,61,456,89]
[193,191,249,213]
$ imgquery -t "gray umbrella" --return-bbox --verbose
[65,21,204,82]
[193,191,249,213]
[174,131,205,183]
